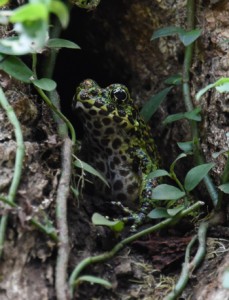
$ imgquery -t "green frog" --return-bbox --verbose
[73,79,159,225]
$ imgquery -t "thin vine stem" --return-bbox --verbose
[164,221,208,300]
[34,85,76,144]
[182,0,218,207]
[68,201,204,298]
[0,88,25,257]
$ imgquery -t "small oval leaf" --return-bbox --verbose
[151,26,184,40]
[178,29,202,46]
[151,184,185,200]
[167,205,184,216]
[0,54,34,82]
[218,183,229,194]
[32,78,57,91]
[47,38,80,49]
[177,141,193,153]
[147,169,170,180]
[148,208,170,219]
[184,163,215,192]
[92,213,124,232]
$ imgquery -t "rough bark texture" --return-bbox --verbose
[1,0,229,299]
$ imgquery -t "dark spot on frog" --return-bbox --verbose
[118,109,126,117]
[112,138,122,149]
[113,180,123,191]
[102,117,111,125]
[93,129,101,136]
[119,169,129,176]
[113,156,121,164]
[101,138,109,146]
[107,104,115,111]
[128,116,134,124]
[113,116,122,123]
[99,109,110,116]
[94,99,104,108]
[90,89,98,96]
[89,109,97,116]
[121,155,127,161]
[93,120,102,129]
[79,91,89,100]
[105,148,113,155]
[121,122,128,128]
[83,101,92,109]
[104,127,115,135]
[117,193,127,202]
[127,183,136,194]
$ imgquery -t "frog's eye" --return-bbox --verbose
[111,87,128,103]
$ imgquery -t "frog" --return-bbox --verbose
[73,79,159,226]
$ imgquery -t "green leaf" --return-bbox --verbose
[184,163,215,191]
[170,153,187,174]
[164,74,182,85]
[196,78,229,101]
[148,208,170,219]
[151,26,184,40]
[216,82,229,93]
[140,87,172,122]
[151,184,185,200]
[223,269,229,289]
[218,183,229,194]
[163,107,201,124]
[196,83,215,101]
[147,169,170,180]
[0,0,8,7]
[32,78,57,91]
[74,159,109,187]
[92,213,124,232]
[47,38,80,49]
[178,29,202,46]
[10,3,48,22]
[163,112,186,124]
[212,149,228,159]
[177,141,193,153]
[185,107,202,121]
[0,54,34,82]
[76,275,112,288]
[49,0,69,28]
[167,205,184,216]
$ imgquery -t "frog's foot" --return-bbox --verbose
[111,201,151,232]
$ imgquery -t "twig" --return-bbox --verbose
[0,88,25,257]
[55,137,72,300]
[164,221,208,300]
[68,201,204,298]
[182,0,218,206]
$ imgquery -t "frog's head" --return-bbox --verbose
[73,79,138,136]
